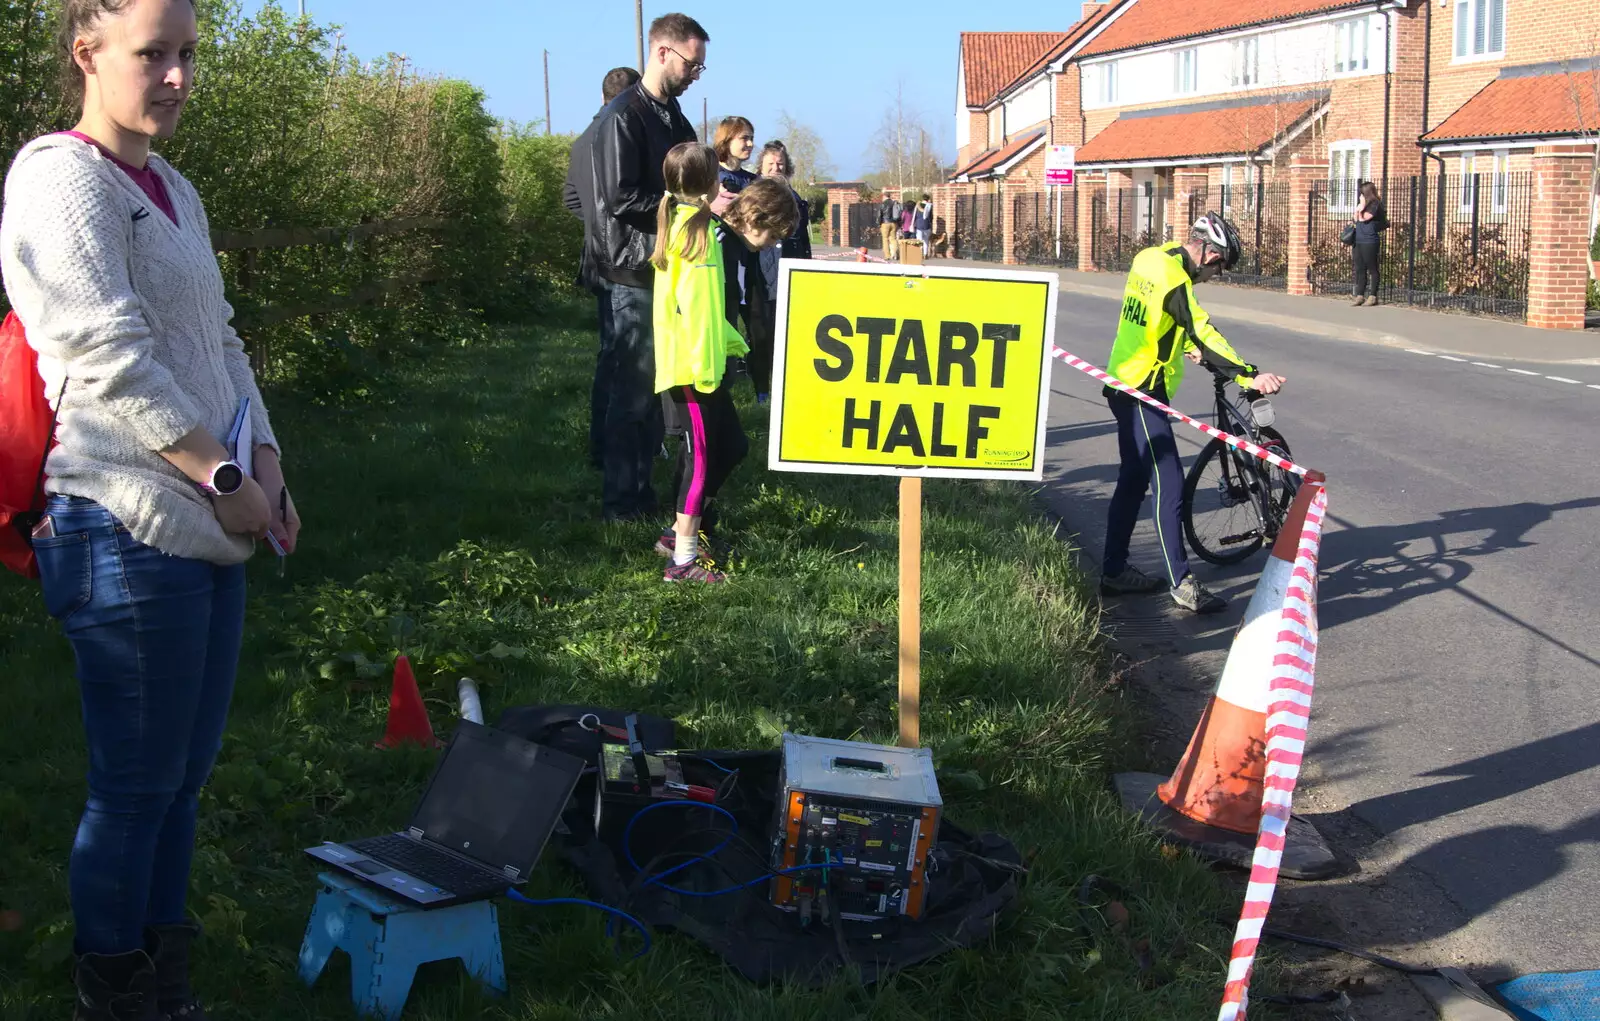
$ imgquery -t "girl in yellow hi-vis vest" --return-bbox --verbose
[651,143,796,583]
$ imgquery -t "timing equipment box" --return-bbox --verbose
[770,733,942,921]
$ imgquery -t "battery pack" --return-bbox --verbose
[770,733,942,921]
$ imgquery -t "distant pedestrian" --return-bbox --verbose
[585,12,707,521]
[899,199,915,240]
[877,190,901,259]
[563,65,641,468]
[1350,181,1387,307]
[758,140,811,261]
[913,193,933,252]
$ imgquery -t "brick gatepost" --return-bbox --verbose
[1077,175,1104,273]
[1001,183,1021,265]
[1526,144,1596,330]
[824,184,865,247]
[1287,159,1328,297]
[931,183,957,258]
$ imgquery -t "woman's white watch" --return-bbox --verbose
[199,460,245,496]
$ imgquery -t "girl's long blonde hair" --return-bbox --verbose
[651,142,721,271]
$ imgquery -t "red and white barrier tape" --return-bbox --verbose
[816,249,892,264]
[1217,485,1328,1021]
[1050,347,1308,477]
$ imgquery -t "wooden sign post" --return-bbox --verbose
[898,477,922,747]
[768,261,1058,747]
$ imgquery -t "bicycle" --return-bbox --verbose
[1179,367,1300,566]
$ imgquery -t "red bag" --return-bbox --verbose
[0,310,58,579]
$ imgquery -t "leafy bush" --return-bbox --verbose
[0,0,581,381]
[500,127,582,300]
[1591,222,1600,261]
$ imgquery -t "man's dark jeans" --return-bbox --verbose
[602,282,664,519]
[589,283,614,468]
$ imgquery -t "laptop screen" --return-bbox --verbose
[409,721,584,877]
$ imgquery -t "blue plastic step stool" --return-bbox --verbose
[298,871,506,1019]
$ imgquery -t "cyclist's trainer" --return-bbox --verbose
[1100,213,1286,614]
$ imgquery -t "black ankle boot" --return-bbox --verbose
[72,949,159,1021]
[146,922,209,1020]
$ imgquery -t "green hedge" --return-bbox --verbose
[0,0,578,387]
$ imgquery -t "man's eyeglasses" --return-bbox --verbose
[668,46,706,76]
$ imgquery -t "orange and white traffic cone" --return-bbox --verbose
[1115,473,1337,879]
[375,654,440,749]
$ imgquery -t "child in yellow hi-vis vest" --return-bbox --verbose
[650,143,795,583]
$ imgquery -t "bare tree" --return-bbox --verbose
[863,86,945,194]
[772,111,836,184]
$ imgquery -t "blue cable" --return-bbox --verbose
[681,754,736,774]
[505,888,652,958]
[620,799,841,898]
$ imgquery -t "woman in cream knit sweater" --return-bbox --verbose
[0,0,300,1016]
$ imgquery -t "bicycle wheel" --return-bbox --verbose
[1182,438,1271,565]
[1256,427,1300,542]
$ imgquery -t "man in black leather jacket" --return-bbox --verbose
[564,66,640,470]
[585,13,706,522]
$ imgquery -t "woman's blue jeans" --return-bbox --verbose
[32,495,245,955]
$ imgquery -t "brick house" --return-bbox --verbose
[915,0,1600,327]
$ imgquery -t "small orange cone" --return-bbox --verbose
[856,246,868,262]
[376,655,439,749]
[1115,473,1337,879]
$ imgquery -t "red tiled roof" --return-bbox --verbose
[1080,0,1375,57]
[955,129,1047,179]
[1076,99,1320,164]
[950,148,999,180]
[995,2,1126,100]
[1422,72,1600,142]
[962,32,1067,107]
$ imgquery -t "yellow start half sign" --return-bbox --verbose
[769,261,1057,481]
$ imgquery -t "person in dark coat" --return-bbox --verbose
[1350,180,1387,306]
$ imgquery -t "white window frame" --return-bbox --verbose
[1230,36,1260,88]
[1490,149,1509,214]
[1241,162,1257,213]
[1173,47,1199,96]
[1454,0,1505,60]
[1333,16,1371,76]
[1329,141,1371,212]
[1098,61,1119,105]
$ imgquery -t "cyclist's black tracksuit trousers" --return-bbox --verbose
[1102,380,1190,586]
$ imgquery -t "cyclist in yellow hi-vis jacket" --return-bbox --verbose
[1100,213,1287,614]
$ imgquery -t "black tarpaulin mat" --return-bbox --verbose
[496,706,1025,986]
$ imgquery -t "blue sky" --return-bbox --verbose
[251,0,1077,178]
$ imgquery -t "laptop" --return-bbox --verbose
[306,720,584,908]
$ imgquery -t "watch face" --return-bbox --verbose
[212,463,244,495]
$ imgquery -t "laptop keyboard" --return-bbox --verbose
[348,833,509,897]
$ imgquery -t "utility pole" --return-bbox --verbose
[636,0,645,73]
[297,0,304,15]
[895,81,905,193]
[702,97,708,144]
[543,50,552,134]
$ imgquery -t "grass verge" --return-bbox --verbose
[0,300,1261,1019]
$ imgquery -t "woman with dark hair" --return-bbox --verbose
[1,0,299,1015]
[1351,180,1387,306]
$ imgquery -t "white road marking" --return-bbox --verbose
[1506,368,1541,376]
[1470,361,1502,368]
[1404,349,1434,355]
[1438,355,1468,362]
[1547,376,1582,384]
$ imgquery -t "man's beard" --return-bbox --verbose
[663,70,692,97]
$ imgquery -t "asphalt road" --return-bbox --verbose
[1041,287,1600,979]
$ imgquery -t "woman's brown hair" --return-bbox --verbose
[1359,180,1381,205]
[712,116,754,165]
[651,142,721,271]
[57,0,195,104]
[722,177,799,241]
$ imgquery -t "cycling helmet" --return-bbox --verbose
[1191,211,1243,270]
